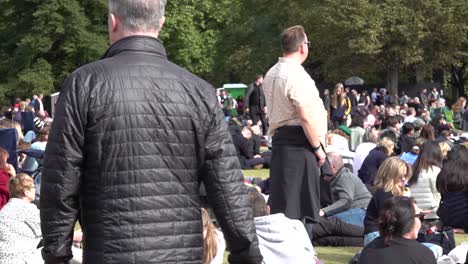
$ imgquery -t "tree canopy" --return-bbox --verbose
[0,0,466,104]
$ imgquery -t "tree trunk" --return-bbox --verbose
[450,63,467,98]
[415,64,430,83]
[386,60,399,96]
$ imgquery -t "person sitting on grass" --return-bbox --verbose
[232,126,270,169]
[398,122,415,154]
[247,188,319,264]
[0,147,16,210]
[0,174,83,264]
[359,196,437,264]
[363,157,412,246]
[358,136,395,186]
[408,141,443,220]
[319,152,371,227]
[201,208,225,264]
[436,145,468,233]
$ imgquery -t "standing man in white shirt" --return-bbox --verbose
[263,25,327,234]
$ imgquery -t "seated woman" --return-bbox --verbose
[201,208,225,264]
[436,145,468,233]
[409,141,443,220]
[363,157,412,245]
[358,136,395,185]
[359,196,437,264]
[0,174,82,264]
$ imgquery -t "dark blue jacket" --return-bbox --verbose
[437,191,468,232]
[358,147,388,185]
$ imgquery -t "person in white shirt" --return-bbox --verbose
[248,188,318,264]
[0,174,82,264]
[408,141,443,219]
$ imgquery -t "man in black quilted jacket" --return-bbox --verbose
[39,1,262,263]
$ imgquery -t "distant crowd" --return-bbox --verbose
[215,79,468,263]
[0,83,467,264]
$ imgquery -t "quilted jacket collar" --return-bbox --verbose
[101,35,167,59]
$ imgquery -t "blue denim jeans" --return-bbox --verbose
[329,207,366,227]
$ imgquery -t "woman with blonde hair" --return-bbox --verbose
[201,208,225,264]
[363,157,412,245]
[0,174,83,264]
[330,83,351,128]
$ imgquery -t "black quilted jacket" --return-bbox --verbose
[40,36,262,264]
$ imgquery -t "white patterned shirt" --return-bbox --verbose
[0,198,42,264]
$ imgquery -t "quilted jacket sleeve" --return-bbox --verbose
[40,73,87,264]
[201,103,262,264]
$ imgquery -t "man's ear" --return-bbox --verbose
[109,13,119,33]
[159,16,166,31]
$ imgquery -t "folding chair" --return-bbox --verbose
[0,128,18,171]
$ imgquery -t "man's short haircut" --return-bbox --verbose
[281,25,306,54]
[247,188,268,217]
[109,0,167,32]
[255,74,263,80]
[402,122,415,135]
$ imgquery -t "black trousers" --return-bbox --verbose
[267,126,320,222]
[312,217,364,247]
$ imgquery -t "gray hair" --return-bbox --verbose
[363,127,378,144]
[326,152,344,171]
[109,0,167,32]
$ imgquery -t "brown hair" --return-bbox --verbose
[201,208,218,264]
[281,25,306,54]
[452,96,466,113]
[374,157,412,196]
[34,127,50,142]
[0,147,9,171]
[8,173,34,198]
[420,124,435,141]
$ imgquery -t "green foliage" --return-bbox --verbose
[0,0,466,102]
[0,0,108,102]
[160,0,236,82]
[300,0,468,95]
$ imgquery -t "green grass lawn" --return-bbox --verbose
[235,169,468,264]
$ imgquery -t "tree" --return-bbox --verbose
[160,0,239,84]
[303,0,467,95]
[0,0,108,103]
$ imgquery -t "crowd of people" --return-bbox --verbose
[213,33,468,263]
[0,1,467,263]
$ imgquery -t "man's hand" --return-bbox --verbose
[245,107,250,113]
[263,106,267,113]
[315,148,326,167]
[319,209,325,217]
